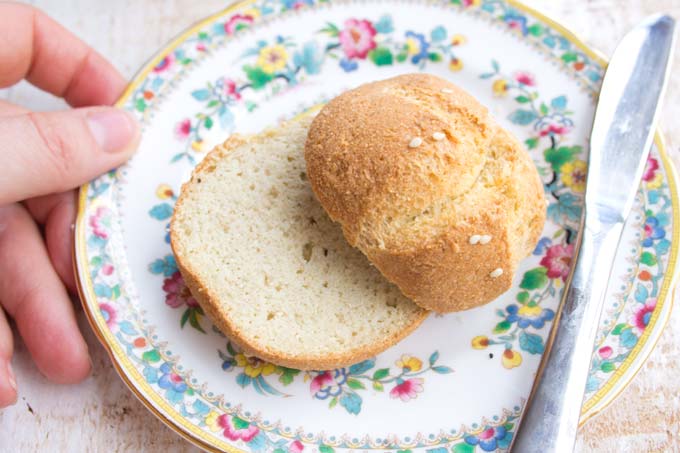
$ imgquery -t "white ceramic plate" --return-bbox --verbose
[75,1,679,451]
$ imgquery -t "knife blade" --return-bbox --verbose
[512,14,676,453]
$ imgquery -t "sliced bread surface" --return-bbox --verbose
[170,115,428,370]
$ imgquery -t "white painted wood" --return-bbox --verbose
[0,1,678,451]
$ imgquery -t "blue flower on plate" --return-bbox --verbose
[310,368,348,399]
[643,216,665,247]
[339,58,358,72]
[503,12,528,36]
[465,425,512,451]
[158,362,189,403]
[405,31,429,64]
[506,304,555,329]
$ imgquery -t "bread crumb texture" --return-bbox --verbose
[305,74,546,312]
[171,115,427,370]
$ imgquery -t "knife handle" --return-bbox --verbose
[511,219,624,453]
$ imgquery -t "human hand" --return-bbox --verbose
[0,3,139,407]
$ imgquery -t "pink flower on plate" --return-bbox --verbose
[598,346,613,359]
[310,371,334,395]
[539,244,574,280]
[174,119,192,141]
[153,53,174,73]
[224,14,254,34]
[339,19,377,60]
[89,206,110,239]
[100,303,116,328]
[514,71,536,86]
[289,440,304,453]
[223,78,241,100]
[163,271,199,308]
[102,264,114,276]
[539,124,570,137]
[389,378,424,402]
[218,415,259,442]
[632,299,656,333]
[643,156,659,182]
[196,43,207,52]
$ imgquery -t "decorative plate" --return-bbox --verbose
[74,1,679,452]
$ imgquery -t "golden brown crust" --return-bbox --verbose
[170,125,428,371]
[305,74,546,313]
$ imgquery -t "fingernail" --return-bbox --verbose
[87,109,139,153]
[7,362,16,393]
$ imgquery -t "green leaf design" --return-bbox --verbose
[520,267,548,290]
[368,47,393,66]
[373,381,384,391]
[373,368,390,380]
[135,98,147,112]
[319,22,340,37]
[601,361,616,373]
[111,285,121,300]
[319,446,335,453]
[142,350,161,363]
[226,341,237,356]
[204,117,214,129]
[641,251,657,266]
[428,52,442,62]
[528,24,543,36]
[544,146,581,172]
[540,102,549,116]
[207,99,220,108]
[525,137,539,149]
[278,368,300,386]
[561,52,578,63]
[189,309,206,334]
[452,444,475,453]
[508,109,537,126]
[243,65,273,89]
[515,95,531,103]
[180,309,190,328]
[346,378,366,390]
[329,396,338,408]
[493,320,512,334]
[611,323,628,335]
[516,291,530,304]
[519,331,545,354]
[232,416,249,430]
[396,53,408,63]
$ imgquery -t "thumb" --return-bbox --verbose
[0,106,139,204]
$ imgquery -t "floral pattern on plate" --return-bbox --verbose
[75,1,677,452]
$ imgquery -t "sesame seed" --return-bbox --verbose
[489,268,503,278]
[441,88,454,94]
[433,132,446,141]
[479,235,492,244]
[409,137,423,148]
[469,235,481,245]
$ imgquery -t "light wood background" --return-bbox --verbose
[0,1,678,451]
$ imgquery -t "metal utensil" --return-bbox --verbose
[512,14,676,453]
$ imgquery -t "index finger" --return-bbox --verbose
[0,3,126,107]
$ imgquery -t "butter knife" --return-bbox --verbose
[512,14,676,453]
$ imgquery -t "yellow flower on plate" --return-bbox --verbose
[257,44,288,74]
[191,140,205,152]
[561,160,587,192]
[235,353,277,378]
[647,172,663,189]
[396,355,423,372]
[492,79,509,96]
[449,57,463,72]
[518,304,542,318]
[502,349,522,369]
[451,34,467,46]
[471,335,490,350]
[156,184,174,199]
[205,411,221,432]
[405,37,422,56]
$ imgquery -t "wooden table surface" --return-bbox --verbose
[1,0,678,451]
